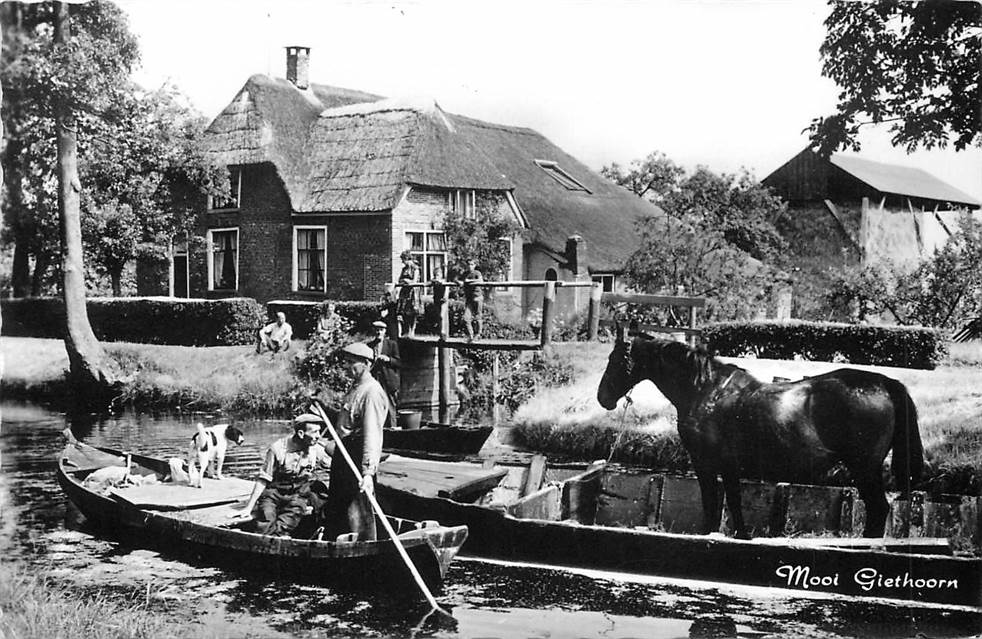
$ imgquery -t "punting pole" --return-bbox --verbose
[310,401,449,616]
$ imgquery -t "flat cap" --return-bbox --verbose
[294,413,325,425]
[372,320,388,329]
[340,341,375,361]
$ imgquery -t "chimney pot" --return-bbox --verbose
[285,46,310,90]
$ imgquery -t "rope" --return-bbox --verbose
[607,389,634,463]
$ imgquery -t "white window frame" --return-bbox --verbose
[169,233,190,298]
[293,225,328,293]
[206,227,239,291]
[534,159,591,193]
[448,189,476,219]
[592,273,616,293]
[209,167,242,211]
[405,230,448,282]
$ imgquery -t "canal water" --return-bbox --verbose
[1,401,979,639]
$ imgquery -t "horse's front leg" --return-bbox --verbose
[692,463,722,535]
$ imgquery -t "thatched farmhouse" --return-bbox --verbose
[138,47,659,318]
[763,147,980,316]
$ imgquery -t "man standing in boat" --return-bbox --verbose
[321,342,387,542]
[236,414,332,536]
[368,320,400,430]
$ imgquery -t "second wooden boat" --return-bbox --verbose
[375,455,982,608]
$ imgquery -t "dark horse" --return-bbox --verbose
[596,328,923,539]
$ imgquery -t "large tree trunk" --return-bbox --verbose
[54,2,119,409]
[110,269,122,297]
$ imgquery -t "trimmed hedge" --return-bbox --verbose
[266,300,387,339]
[1,297,265,346]
[702,320,948,370]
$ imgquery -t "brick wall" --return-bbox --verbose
[188,163,392,303]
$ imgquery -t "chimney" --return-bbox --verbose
[285,46,310,89]
[565,235,586,275]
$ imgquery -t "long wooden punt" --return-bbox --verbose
[57,443,468,594]
[383,423,493,455]
[376,456,982,608]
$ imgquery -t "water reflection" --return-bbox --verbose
[1,401,979,638]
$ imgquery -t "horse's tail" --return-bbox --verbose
[886,377,923,494]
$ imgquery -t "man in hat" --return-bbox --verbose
[235,413,332,536]
[368,319,400,429]
[322,341,387,541]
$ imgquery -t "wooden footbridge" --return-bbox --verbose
[389,279,705,414]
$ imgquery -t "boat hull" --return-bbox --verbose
[376,463,982,608]
[58,445,467,595]
[384,425,493,455]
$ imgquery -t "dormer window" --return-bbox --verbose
[449,189,476,218]
[535,160,590,193]
[210,167,241,211]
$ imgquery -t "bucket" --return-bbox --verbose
[397,409,422,430]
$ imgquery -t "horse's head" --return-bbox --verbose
[597,323,638,410]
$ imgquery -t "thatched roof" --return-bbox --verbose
[205,74,661,271]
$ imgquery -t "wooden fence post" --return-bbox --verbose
[688,305,698,347]
[540,280,556,349]
[587,282,602,341]
[435,281,451,413]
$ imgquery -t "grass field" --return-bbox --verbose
[1,336,299,415]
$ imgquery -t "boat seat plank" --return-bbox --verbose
[112,476,254,510]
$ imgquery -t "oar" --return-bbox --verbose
[309,401,449,616]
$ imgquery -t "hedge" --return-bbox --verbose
[1,297,265,346]
[266,300,387,339]
[701,320,948,370]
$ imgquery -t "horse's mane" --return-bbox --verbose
[633,337,731,389]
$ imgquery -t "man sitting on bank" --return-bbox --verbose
[257,312,293,354]
[235,413,332,537]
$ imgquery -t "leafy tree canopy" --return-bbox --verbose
[826,213,982,328]
[603,151,789,320]
[809,0,981,154]
[1,2,224,296]
[442,202,522,282]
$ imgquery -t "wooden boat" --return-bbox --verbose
[384,422,493,455]
[57,442,468,594]
[376,456,982,608]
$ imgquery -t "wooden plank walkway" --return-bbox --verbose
[399,335,542,351]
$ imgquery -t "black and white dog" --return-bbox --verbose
[187,423,244,487]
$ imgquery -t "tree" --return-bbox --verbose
[80,86,223,295]
[52,1,124,406]
[2,1,140,296]
[809,0,981,154]
[441,202,521,282]
[603,152,788,320]
[825,213,982,328]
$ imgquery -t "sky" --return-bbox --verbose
[114,0,981,200]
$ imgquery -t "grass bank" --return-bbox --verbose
[0,561,179,639]
[511,341,982,495]
[1,337,299,416]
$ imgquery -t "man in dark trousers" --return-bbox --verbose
[368,320,400,430]
[322,342,386,541]
[237,414,331,536]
